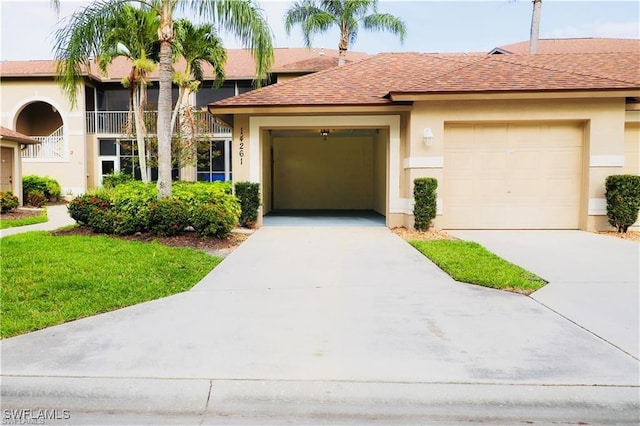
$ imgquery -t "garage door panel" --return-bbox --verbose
[624,123,640,175]
[444,122,583,229]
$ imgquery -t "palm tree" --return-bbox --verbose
[171,20,227,180]
[284,0,406,66]
[98,5,160,183]
[529,0,542,53]
[52,0,274,198]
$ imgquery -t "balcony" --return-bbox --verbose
[85,111,232,136]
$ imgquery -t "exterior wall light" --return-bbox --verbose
[320,129,330,140]
[423,128,434,146]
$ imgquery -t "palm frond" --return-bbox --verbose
[184,0,274,86]
[54,0,132,106]
[363,13,407,43]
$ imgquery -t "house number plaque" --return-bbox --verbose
[239,128,244,165]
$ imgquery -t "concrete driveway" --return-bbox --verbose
[2,227,639,423]
[451,230,640,359]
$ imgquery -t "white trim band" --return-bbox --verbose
[590,155,624,167]
[403,156,444,169]
[588,198,607,216]
[392,197,443,215]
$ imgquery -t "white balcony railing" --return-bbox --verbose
[22,126,65,159]
[85,110,231,135]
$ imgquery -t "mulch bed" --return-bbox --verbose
[51,226,250,257]
[596,230,640,243]
[1,208,44,220]
[392,227,457,241]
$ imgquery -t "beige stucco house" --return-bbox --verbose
[0,126,40,205]
[0,48,367,195]
[209,42,640,231]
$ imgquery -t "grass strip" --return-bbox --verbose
[409,239,546,294]
[0,209,48,229]
[0,232,220,338]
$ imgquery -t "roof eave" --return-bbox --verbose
[388,88,640,101]
[208,102,412,117]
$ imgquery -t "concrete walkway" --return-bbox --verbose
[2,225,639,423]
[451,230,640,359]
[0,204,75,238]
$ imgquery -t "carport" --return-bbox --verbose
[261,127,387,224]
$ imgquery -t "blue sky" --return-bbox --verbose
[1,0,638,61]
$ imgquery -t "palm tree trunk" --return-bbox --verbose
[529,0,542,54]
[133,84,149,183]
[338,23,349,67]
[157,33,173,197]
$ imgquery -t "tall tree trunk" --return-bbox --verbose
[529,0,542,54]
[133,84,149,183]
[338,24,348,67]
[157,8,173,198]
[179,90,196,181]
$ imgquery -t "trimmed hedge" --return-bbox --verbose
[1,191,19,213]
[605,174,640,233]
[413,177,438,231]
[235,181,260,227]
[23,175,61,202]
[67,181,240,238]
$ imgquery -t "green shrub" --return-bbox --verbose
[23,175,61,201]
[26,190,47,208]
[605,174,640,233]
[235,181,260,227]
[174,181,241,237]
[67,181,240,239]
[413,177,438,231]
[149,198,189,236]
[110,182,156,234]
[190,202,240,238]
[87,207,116,234]
[0,191,19,213]
[67,193,112,227]
[102,171,134,189]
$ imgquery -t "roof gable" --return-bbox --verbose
[495,38,640,54]
[0,48,368,81]
[211,51,640,108]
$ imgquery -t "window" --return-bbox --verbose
[98,138,179,184]
[197,140,232,182]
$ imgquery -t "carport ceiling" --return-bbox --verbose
[269,129,379,138]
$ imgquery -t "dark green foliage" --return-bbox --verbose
[0,191,19,213]
[235,181,260,227]
[110,182,155,234]
[23,175,61,201]
[605,174,640,233]
[189,202,238,238]
[67,192,113,232]
[149,198,189,236]
[66,181,240,238]
[26,191,47,208]
[102,171,134,189]
[413,178,438,231]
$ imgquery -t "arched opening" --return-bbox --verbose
[16,102,64,159]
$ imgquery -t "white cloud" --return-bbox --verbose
[549,21,640,39]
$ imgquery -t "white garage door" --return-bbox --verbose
[444,122,583,229]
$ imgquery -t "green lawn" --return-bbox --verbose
[410,239,546,294]
[0,232,221,338]
[0,209,48,229]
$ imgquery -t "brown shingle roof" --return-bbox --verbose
[0,126,40,144]
[496,38,640,54]
[211,51,640,108]
[0,48,368,81]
